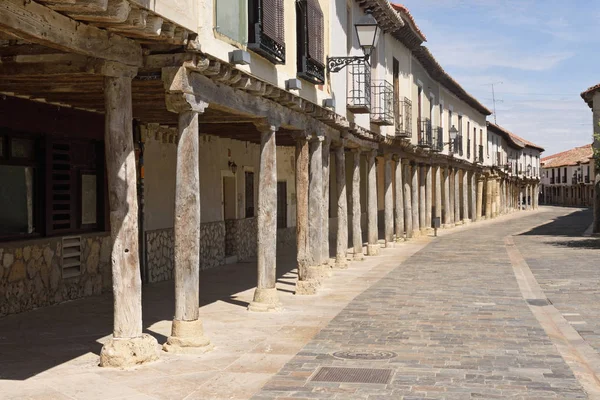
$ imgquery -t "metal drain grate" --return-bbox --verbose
[310,367,392,384]
[332,350,397,360]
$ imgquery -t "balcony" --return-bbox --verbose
[495,152,502,167]
[477,145,484,163]
[572,177,578,185]
[395,97,412,138]
[370,80,394,126]
[431,126,444,152]
[418,118,432,148]
[347,60,371,114]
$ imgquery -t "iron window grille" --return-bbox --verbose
[347,59,371,113]
[418,118,432,148]
[370,80,394,125]
[296,0,325,84]
[248,0,286,64]
[431,126,443,152]
[395,97,412,138]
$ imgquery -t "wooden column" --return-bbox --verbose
[100,73,159,367]
[335,145,348,267]
[384,154,394,247]
[162,94,213,352]
[476,176,484,221]
[411,163,420,235]
[248,123,281,312]
[393,156,404,241]
[419,165,426,231]
[444,167,452,227]
[470,172,477,221]
[454,168,461,223]
[434,165,442,228]
[367,150,379,255]
[322,140,331,264]
[485,177,492,219]
[309,136,324,266]
[462,169,469,223]
[403,162,414,239]
[294,137,311,292]
[351,149,364,260]
[425,165,432,229]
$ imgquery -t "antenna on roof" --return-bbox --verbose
[483,82,503,124]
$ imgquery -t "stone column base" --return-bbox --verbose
[384,241,395,248]
[367,244,379,256]
[334,256,348,269]
[295,279,321,295]
[100,334,159,368]
[248,287,282,312]
[462,219,471,224]
[353,252,365,261]
[163,319,213,354]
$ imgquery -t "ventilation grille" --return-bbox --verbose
[310,367,392,384]
[62,236,82,278]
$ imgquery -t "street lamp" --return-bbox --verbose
[327,9,381,73]
[526,164,532,177]
[447,125,459,151]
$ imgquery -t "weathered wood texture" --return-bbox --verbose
[351,149,363,258]
[0,0,142,66]
[444,167,451,226]
[383,154,393,246]
[335,146,348,265]
[309,137,324,266]
[462,170,469,222]
[454,169,461,222]
[470,172,477,220]
[434,166,442,223]
[403,163,413,238]
[393,157,404,240]
[257,124,278,289]
[295,138,310,279]
[367,151,378,250]
[104,75,142,338]
[322,141,330,262]
[411,164,419,233]
[418,165,426,230]
[485,178,492,219]
[425,165,432,228]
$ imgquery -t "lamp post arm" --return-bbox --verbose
[327,55,370,73]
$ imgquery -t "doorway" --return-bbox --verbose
[222,175,236,221]
[277,181,287,229]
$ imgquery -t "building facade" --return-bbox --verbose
[541,145,595,207]
[0,0,542,367]
[581,84,600,234]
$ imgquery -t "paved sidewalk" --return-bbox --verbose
[253,207,595,399]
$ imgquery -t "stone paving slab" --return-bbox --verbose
[252,208,591,399]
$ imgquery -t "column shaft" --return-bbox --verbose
[351,150,364,259]
[443,166,451,226]
[485,178,492,219]
[434,166,442,226]
[335,146,348,267]
[367,151,379,255]
[425,165,432,229]
[419,165,426,231]
[322,141,330,263]
[462,169,469,223]
[454,168,461,223]
[295,138,309,280]
[394,157,404,241]
[309,138,324,266]
[404,163,414,238]
[384,154,394,247]
[411,164,420,234]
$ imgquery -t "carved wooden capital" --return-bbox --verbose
[165,93,208,114]
[253,120,279,134]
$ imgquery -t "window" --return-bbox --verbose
[296,0,325,84]
[245,171,255,217]
[248,0,285,63]
[215,0,248,43]
[0,132,105,241]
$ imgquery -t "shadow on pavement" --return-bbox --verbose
[543,239,600,250]
[518,208,593,237]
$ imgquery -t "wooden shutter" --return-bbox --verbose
[46,141,74,234]
[248,0,285,63]
[306,0,323,63]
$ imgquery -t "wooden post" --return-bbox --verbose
[476,176,484,221]
[462,169,469,223]
[163,94,211,352]
[351,149,364,260]
[100,73,159,367]
[411,163,420,235]
[295,137,310,282]
[309,136,324,266]
[403,162,414,239]
[454,168,461,223]
[434,165,442,226]
[367,150,379,255]
[335,145,348,267]
[425,164,432,229]
[322,140,331,264]
[485,177,492,219]
[393,156,404,242]
[384,154,393,247]
[444,167,452,227]
[248,122,281,311]
[419,165,426,232]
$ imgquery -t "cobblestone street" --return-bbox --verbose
[253,207,600,400]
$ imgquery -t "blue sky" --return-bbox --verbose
[398,0,599,156]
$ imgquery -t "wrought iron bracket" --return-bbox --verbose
[327,56,369,73]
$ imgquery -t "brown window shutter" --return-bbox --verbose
[306,0,324,63]
[262,0,285,46]
[46,140,74,235]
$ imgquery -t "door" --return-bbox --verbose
[277,181,287,229]
[223,176,236,220]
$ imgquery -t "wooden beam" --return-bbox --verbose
[65,0,131,24]
[0,54,137,77]
[0,0,142,66]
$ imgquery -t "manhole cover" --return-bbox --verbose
[332,350,397,360]
[310,367,392,384]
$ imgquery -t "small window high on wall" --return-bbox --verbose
[296,0,325,84]
[248,0,285,63]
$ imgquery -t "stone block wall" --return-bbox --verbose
[0,233,111,317]
[200,221,225,270]
[146,228,174,283]
[276,227,296,250]
[225,218,258,262]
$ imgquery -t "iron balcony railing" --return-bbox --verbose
[562,176,567,183]
[347,60,371,114]
[585,175,591,183]
[578,174,583,183]
[429,126,443,152]
[395,97,412,138]
[370,80,394,125]
[418,118,432,148]
[477,145,484,163]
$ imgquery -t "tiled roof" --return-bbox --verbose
[581,83,600,108]
[390,3,427,41]
[486,122,544,152]
[541,144,593,168]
